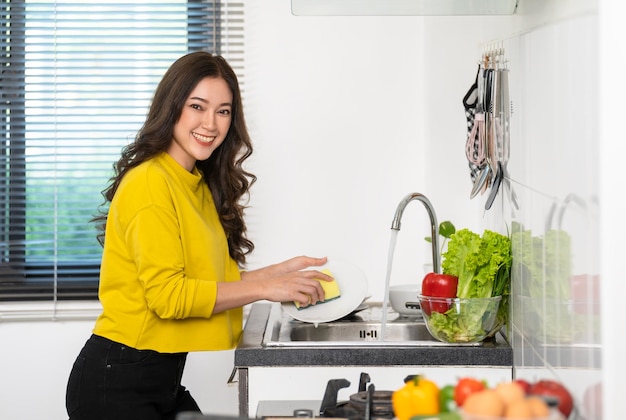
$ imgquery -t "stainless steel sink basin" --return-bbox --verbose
[262,302,481,347]
[287,321,435,342]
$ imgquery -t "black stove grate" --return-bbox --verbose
[319,373,394,420]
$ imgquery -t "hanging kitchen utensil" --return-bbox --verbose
[472,55,497,198]
[485,161,503,210]
[468,53,494,198]
[463,65,484,183]
[470,162,491,199]
[483,51,502,208]
[497,63,519,210]
[487,53,501,173]
[482,44,515,210]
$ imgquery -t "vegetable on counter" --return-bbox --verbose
[529,379,574,418]
[397,376,573,420]
[420,273,458,315]
[439,228,512,334]
[454,377,486,407]
[462,383,553,418]
[439,384,457,413]
[513,379,532,395]
[392,375,440,420]
[441,228,511,300]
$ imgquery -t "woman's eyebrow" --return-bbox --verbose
[189,96,232,107]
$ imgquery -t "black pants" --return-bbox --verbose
[66,334,201,420]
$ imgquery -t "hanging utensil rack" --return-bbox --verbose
[465,43,514,210]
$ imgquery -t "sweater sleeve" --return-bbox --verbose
[125,203,217,319]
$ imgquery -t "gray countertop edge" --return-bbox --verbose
[234,303,513,368]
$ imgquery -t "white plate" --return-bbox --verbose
[282,258,369,324]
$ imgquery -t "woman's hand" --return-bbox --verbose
[242,256,331,306]
[214,256,331,313]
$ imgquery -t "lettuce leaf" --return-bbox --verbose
[440,228,512,333]
[441,228,511,299]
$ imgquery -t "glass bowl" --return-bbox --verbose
[417,295,502,343]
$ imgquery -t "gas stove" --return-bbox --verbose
[256,372,395,419]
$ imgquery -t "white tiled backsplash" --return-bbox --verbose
[499,13,601,420]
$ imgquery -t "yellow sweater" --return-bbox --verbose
[93,152,242,353]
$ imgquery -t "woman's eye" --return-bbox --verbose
[219,109,231,115]
[190,103,202,110]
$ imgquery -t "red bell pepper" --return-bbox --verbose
[420,272,458,314]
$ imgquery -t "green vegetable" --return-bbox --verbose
[425,220,456,255]
[439,384,457,413]
[442,228,511,299]
[427,228,512,341]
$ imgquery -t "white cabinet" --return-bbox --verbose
[245,365,511,417]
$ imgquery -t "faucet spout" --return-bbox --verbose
[391,193,441,273]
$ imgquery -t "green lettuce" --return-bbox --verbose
[442,228,512,299]
[432,228,512,339]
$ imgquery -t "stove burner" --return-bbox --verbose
[347,390,394,418]
[319,373,394,420]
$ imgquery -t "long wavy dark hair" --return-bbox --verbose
[94,52,256,266]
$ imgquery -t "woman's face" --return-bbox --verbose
[168,76,233,171]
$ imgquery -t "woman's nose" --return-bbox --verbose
[202,112,216,129]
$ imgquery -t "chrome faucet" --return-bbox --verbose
[391,192,441,273]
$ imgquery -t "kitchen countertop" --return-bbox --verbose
[234,303,513,367]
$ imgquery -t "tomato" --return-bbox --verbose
[439,384,457,413]
[529,379,574,418]
[421,272,458,314]
[454,377,486,407]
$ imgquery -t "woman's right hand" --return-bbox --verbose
[214,255,333,313]
[244,256,332,306]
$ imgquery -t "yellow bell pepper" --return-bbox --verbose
[392,375,440,420]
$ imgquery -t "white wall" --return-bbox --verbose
[2,0,623,419]
[242,2,437,294]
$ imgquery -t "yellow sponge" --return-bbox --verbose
[295,269,341,309]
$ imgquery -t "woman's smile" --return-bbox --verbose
[192,131,216,144]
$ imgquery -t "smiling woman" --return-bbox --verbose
[0,0,244,304]
[64,51,332,419]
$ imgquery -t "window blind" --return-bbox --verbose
[0,0,244,302]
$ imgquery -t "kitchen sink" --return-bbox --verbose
[286,321,435,342]
[262,302,481,347]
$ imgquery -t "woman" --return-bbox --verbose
[65,52,331,420]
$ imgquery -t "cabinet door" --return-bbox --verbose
[245,365,512,417]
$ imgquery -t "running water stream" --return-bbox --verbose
[379,192,440,342]
[380,229,399,341]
